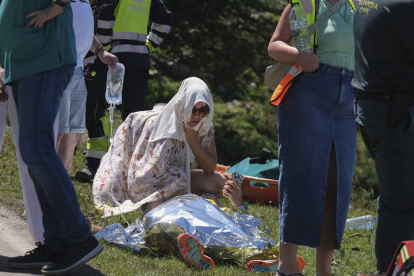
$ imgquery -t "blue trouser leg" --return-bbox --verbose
[12,65,90,251]
[355,99,414,273]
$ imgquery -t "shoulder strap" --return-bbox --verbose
[314,0,320,18]
[308,0,347,35]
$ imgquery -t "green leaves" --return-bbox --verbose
[152,0,284,101]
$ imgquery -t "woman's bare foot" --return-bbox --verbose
[85,216,104,234]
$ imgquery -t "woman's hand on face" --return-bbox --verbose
[297,50,319,72]
[184,122,201,146]
[223,177,244,208]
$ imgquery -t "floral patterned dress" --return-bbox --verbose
[93,109,214,217]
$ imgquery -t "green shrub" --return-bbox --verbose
[213,99,278,165]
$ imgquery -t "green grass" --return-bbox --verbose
[0,126,378,276]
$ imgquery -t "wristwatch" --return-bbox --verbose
[53,0,69,7]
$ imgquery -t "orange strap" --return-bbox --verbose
[270,63,302,106]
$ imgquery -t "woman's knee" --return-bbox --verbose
[213,172,226,190]
[190,170,226,195]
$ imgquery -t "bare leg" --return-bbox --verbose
[190,170,226,196]
[85,216,103,234]
[56,133,63,151]
[143,188,186,214]
[57,133,80,173]
[277,243,300,276]
[315,144,337,276]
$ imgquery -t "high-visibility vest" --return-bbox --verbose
[111,0,152,55]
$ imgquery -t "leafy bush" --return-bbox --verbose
[353,134,379,197]
[146,76,181,108]
[213,99,279,165]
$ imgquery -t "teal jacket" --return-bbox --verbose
[0,0,76,84]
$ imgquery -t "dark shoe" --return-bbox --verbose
[41,235,103,275]
[8,242,55,269]
[177,233,215,270]
[276,271,304,276]
[75,166,96,183]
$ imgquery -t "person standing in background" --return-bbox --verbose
[56,0,94,173]
[75,0,174,183]
[352,0,414,273]
[0,1,102,274]
[56,0,118,173]
[0,67,45,245]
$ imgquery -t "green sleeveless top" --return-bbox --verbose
[316,0,355,70]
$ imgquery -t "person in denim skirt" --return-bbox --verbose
[0,0,102,274]
[268,0,359,275]
[352,0,414,273]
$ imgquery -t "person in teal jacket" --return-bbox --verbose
[0,1,102,274]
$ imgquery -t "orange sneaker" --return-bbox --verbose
[177,233,215,270]
[246,256,305,274]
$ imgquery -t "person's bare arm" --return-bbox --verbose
[90,35,119,70]
[0,66,8,102]
[268,4,319,72]
[184,123,217,175]
[223,178,244,208]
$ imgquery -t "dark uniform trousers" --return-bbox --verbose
[354,99,414,273]
[83,62,149,170]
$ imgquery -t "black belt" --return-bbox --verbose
[354,92,393,102]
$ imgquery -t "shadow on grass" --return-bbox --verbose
[0,255,105,276]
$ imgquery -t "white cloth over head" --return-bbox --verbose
[149,77,214,143]
[149,77,214,193]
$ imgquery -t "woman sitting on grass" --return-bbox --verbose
[93,77,226,216]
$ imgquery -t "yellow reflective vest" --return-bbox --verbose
[289,0,356,53]
[113,0,151,42]
[95,0,173,69]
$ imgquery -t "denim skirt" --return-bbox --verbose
[277,63,357,247]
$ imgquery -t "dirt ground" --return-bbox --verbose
[0,204,104,276]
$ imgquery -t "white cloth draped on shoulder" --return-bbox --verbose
[92,77,214,217]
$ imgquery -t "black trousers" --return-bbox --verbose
[83,63,149,169]
[354,99,414,273]
[84,63,149,138]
